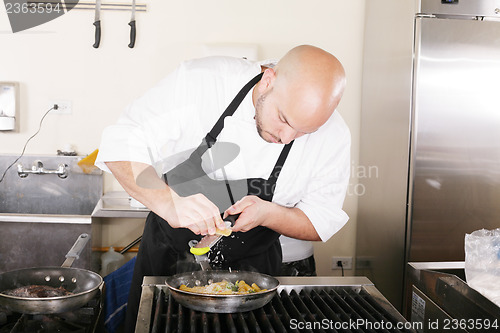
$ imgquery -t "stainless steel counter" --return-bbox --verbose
[405,262,500,332]
[91,191,150,218]
[0,214,91,224]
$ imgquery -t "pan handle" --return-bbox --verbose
[61,233,90,268]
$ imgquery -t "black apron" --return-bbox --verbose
[125,73,293,332]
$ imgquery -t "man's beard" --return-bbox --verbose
[254,91,274,143]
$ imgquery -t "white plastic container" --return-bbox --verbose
[100,247,126,276]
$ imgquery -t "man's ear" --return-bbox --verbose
[259,68,276,91]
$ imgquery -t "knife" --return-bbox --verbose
[93,0,102,48]
[128,0,136,48]
[189,214,239,256]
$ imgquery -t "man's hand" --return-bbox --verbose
[161,192,226,235]
[223,195,321,241]
[105,161,226,236]
[223,196,271,232]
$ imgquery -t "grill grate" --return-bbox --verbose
[0,289,102,333]
[150,287,413,333]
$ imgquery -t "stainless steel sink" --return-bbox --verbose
[0,154,103,273]
[0,154,102,215]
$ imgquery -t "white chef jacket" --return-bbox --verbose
[95,56,351,262]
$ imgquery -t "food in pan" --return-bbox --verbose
[179,280,266,295]
[2,285,73,298]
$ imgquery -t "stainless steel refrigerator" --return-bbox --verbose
[356,0,500,311]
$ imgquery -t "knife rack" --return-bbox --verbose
[73,2,146,12]
[29,1,147,12]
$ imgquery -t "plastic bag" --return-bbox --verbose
[465,228,500,307]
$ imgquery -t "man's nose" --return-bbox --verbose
[280,127,298,144]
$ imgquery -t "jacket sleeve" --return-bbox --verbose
[295,114,351,242]
[95,68,182,173]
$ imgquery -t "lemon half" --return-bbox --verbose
[190,247,210,256]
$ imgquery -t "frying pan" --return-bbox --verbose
[165,270,279,313]
[0,233,103,314]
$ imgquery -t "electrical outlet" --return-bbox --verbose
[356,257,372,269]
[332,256,352,270]
[49,100,72,114]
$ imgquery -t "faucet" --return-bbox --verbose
[17,160,68,179]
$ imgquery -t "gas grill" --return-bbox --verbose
[136,276,415,332]
[0,287,103,333]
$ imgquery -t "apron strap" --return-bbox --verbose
[267,140,294,188]
[205,72,264,147]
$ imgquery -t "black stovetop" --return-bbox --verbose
[0,290,102,333]
[137,276,416,333]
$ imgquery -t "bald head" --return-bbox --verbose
[253,45,346,144]
[273,45,346,131]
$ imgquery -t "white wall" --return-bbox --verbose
[0,0,365,276]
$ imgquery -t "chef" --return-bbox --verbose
[95,44,350,332]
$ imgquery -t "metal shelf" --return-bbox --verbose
[29,1,147,12]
